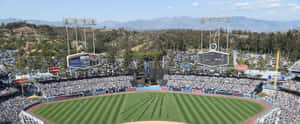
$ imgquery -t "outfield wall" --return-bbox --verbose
[93,91,106,95]
[136,87,162,91]
[181,88,193,93]
[45,87,263,102]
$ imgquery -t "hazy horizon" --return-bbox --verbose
[2,16,300,24]
[0,0,300,22]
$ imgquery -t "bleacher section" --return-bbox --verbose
[19,110,44,124]
[36,76,133,97]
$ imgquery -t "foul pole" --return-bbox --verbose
[273,50,280,103]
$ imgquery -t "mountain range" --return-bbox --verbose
[1,16,300,32]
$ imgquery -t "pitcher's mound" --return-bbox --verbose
[123,121,184,124]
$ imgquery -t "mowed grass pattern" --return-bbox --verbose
[34,92,264,124]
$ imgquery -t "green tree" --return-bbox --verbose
[123,37,133,69]
[137,58,144,71]
[168,53,175,67]
[152,55,161,81]
[17,54,26,73]
[183,57,189,63]
[258,60,266,70]
[107,42,118,65]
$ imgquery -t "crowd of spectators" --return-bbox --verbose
[0,50,17,65]
[162,51,231,75]
[163,51,199,68]
[0,96,37,124]
[1,71,298,124]
[0,65,8,81]
[165,75,300,123]
[0,75,133,124]
[258,80,300,124]
[0,86,18,97]
[281,80,300,91]
[0,50,16,84]
[36,76,133,97]
[256,107,281,124]
[164,74,262,94]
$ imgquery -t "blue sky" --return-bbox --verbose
[0,0,299,22]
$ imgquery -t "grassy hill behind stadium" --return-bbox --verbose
[34,92,264,124]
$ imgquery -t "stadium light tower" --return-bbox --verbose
[203,17,232,52]
[216,17,221,51]
[209,32,212,47]
[83,18,97,54]
[90,19,97,54]
[82,19,87,48]
[199,18,207,52]
[225,17,232,52]
[218,26,220,51]
[226,27,230,52]
[201,17,217,50]
[63,18,70,55]
[215,17,232,51]
[201,31,203,51]
[73,18,79,50]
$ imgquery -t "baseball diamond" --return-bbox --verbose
[31,92,266,124]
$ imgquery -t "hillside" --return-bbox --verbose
[1,16,300,32]
[0,22,299,72]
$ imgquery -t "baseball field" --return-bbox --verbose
[33,92,265,124]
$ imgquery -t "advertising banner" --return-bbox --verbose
[126,88,136,92]
[193,89,203,93]
[93,91,106,95]
[136,87,161,91]
[69,57,82,67]
[161,87,168,91]
[173,88,181,91]
[80,55,90,67]
[182,88,193,93]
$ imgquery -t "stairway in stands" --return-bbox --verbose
[134,69,146,87]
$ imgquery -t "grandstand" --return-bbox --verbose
[0,65,8,83]
[19,110,44,124]
[25,88,269,124]
[163,74,261,94]
[36,76,133,97]
[5,73,298,124]
[289,60,300,78]
[1,1,300,124]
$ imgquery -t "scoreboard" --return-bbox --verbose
[68,54,90,68]
[198,51,229,66]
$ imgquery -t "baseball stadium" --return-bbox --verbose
[14,42,276,124]
[2,3,300,123]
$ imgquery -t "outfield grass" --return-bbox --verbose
[34,92,264,124]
